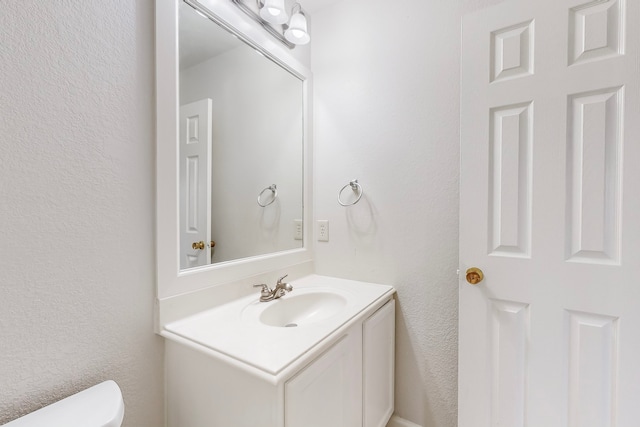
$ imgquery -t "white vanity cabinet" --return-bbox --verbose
[363,299,395,427]
[285,298,395,427]
[164,287,395,427]
[285,328,363,427]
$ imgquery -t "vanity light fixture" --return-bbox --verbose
[259,0,288,24]
[284,4,310,45]
[230,0,311,48]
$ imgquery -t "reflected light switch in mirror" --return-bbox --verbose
[294,219,303,240]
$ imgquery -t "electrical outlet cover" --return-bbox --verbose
[317,220,329,242]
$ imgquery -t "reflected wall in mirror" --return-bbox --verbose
[179,1,304,270]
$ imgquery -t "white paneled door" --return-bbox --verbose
[179,99,212,269]
[460,0,639,426]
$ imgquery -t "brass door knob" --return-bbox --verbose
[465,267,484,285]
[209,241,216,248]
[192,241,205,250]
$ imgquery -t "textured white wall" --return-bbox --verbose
[0,1,163,426]
[311,0,513,426]
[311,0,464,426]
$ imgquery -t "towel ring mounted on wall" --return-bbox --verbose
[338,179,363,206]
[257,184,278,207]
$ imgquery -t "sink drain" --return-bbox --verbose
[284,323,298,328]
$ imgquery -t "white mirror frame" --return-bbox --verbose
[156,0,313,301]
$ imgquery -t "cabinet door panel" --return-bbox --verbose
[285,331,362,427]
[363,299,395,427]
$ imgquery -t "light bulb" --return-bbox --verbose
[259,0,288,24]
[284,9,310,45]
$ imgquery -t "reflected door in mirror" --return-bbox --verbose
[179,99,212,269]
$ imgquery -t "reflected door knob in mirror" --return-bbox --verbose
[192,241,205,250]
[465,267,484,285]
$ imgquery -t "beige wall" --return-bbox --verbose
[0,1,163,426]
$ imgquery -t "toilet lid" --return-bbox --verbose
[4,380,124,427]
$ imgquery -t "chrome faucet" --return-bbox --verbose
[253,274,293,302]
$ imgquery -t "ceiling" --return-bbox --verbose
[301,0,343,13]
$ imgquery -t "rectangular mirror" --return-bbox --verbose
[179,1,304,269]
[156,0,313,301]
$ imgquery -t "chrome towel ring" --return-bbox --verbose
[338,179,363,206]
[257,184,278,207]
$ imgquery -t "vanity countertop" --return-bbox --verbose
[162,274,395,376]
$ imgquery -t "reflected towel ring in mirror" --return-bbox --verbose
[338,179,363,206]
[257,184,278,207]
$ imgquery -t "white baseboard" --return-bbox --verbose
[387,414,423,427]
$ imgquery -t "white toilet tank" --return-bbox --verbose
[3,380,124,427]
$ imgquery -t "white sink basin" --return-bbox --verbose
[259,292,348,327]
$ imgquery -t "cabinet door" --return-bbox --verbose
[285,330,362,427]
[363,299,395,427]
